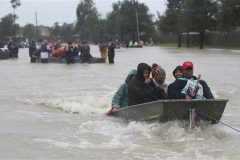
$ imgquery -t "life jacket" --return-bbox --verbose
[179,78,204,99]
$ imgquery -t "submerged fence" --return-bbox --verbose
[159,32,240,47]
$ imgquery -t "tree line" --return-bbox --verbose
[0,0,239,48]
[157,0,240,48]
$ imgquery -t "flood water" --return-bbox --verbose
[0,46,240,160]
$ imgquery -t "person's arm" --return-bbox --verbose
[107,84,126,116]
[111,84,126,109]
[200,80,214,99]
[155,86,168,100]
[128,79,154,106]
[169,80,187,99]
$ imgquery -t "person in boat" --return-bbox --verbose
[29,40,38,63]
[128,63,167,106]
[168,61,214,99]
[167,65,183,99]
[65,41,75,64]
[80,41,92,62]
[152,65,168,93]
[40,40,51,63]
[99,42,108,63]
[107,69,138,116]
[108,41,115,64]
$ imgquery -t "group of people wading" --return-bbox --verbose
[29,40,94,64]
[99,41,115,63]
[107,61,214,115]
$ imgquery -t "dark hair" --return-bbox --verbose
[137,63,151,82]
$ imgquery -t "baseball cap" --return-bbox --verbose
[182,61,193,70]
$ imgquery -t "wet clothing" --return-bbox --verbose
[153,79,168,93]
[66,46,75,64]
[108,43,115,63]
[8,43,19,58]
[111,70,137,109]
[40,44,51,63]
[99,45,108,63]
[128,63,167,106]
[80,44,92,62]
[29,43,38,63]
[168,77,214,99]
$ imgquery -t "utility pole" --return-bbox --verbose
[136,8,140,43]
[134,0,140,43]
[35,12,38,40]
[35,12,38,27]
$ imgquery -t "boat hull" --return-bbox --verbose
[0,50,10,60]
[112,99,228,123]
[44,57,105,64]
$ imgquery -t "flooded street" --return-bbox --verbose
[0,46,240,160]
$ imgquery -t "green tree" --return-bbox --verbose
[75,0,100,41]
[59,23,74,41]
[180,0,218,49]
[218,0,240,33]
[157,0,183,47]
[22,23,38,40]
[106,0,154,42]
[0,14,20,38]
[106,2,122,36]
[50,22,61,38]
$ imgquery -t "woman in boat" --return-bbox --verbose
[168,61,214,99]
[152,65,168,93]
[107,69,137,116]
[128,63,166,106]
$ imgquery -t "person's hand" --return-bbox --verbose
[106,107,118,116]
[144,78,151,84]
[186,94,192,100]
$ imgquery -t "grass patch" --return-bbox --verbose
[153,43,178,48]
[153,43,240,50]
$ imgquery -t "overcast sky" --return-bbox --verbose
[0,0,167,27]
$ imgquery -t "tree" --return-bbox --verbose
[105,0,154,42]
[75,0,100,41]
[59,23,74,41]
[106,2,122,36]
[0,14,20,38]
[180,0,218,49]
[22,23,38,40]
[218,0,240,33]
[10,0,21,20]
[157,0,183,47]
[50,22,61,38]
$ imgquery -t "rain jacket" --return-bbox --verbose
[128,63,167,106]
[111,69,137,109]
[168,76,214,99]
